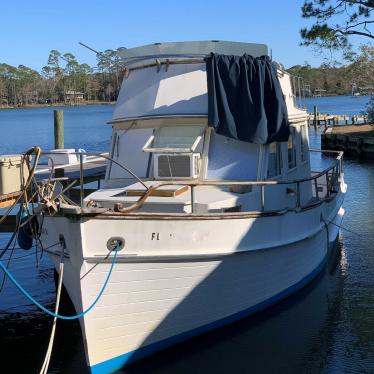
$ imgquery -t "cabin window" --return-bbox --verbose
[207,132,259,181]
[300,125,308,162]
[267,142,282,178]
[288,130,296,169]
[143,126,204,153]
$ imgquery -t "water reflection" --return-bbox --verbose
[0,310,84,374]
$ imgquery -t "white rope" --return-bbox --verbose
[39,249,65,374]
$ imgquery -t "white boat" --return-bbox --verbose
[39,41,346,374]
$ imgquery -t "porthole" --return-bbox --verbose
[106,237,125,252]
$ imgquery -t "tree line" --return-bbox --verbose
[0,48,125,106]
[288,44,374,96]
[300,0,373,55]
[298,1,374,120]
[0,42,373,108]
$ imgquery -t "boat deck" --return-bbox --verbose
[87,182,259,214]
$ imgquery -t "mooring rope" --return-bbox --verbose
[327,220,362,237]
[0,242,61,256]
[321,217,330,250]
[39,247,65,374]
[0,243,119,320]
[0,231,18,260]
[0,207,23,260]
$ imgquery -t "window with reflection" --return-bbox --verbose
[300,125,308,162]
[267,142,282,178]
[288,129,296,169]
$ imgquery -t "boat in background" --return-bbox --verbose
[38,41,346,373]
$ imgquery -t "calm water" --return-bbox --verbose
[0,105,113,154]
[305,95,371,116]
[0,98,373,373]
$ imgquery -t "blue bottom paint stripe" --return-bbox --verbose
[90,256,327,374]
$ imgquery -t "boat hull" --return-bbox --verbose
[42,204,344,374]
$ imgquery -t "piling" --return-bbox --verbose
[54,110,64,149]
[313,106,317,129]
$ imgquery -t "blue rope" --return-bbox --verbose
[0,245,119,320]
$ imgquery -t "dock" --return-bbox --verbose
[308,113,368,127]
[0,154,107,232]
[308,104,368,128]
[321,125,374,159]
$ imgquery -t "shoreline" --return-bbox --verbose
[1,95,371,111]
[0,101,116,110]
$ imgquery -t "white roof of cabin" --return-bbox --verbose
[112,63,208,122]
[112,41,305,123]
[117,40,268,63]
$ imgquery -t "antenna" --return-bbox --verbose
[79,41,124,67]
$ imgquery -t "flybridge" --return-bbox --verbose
[116,40,268,64]
[110,41,289,144]
[110,42,269,123]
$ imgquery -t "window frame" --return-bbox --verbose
[300,125,308,163]
[287,129,297,170]
[142,125,204,154]
[267,142,282,178]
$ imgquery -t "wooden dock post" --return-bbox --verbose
[313,105,317,130]
[54,110,64,149]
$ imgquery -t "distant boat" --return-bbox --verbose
[39,41,347,374]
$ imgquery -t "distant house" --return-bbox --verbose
[65,90,85,105]
[313,88,327,97]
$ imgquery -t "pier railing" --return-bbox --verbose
[39,149,343,215]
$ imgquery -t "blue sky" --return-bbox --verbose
[0,0,364,71]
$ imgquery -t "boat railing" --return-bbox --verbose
[39,149,343,215]
[288,73,307,109]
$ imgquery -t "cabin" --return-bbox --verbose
[88,41,312,214]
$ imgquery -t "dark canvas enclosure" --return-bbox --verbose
[206,53,290,144]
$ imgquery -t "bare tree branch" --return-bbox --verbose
[301,0,374,51]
